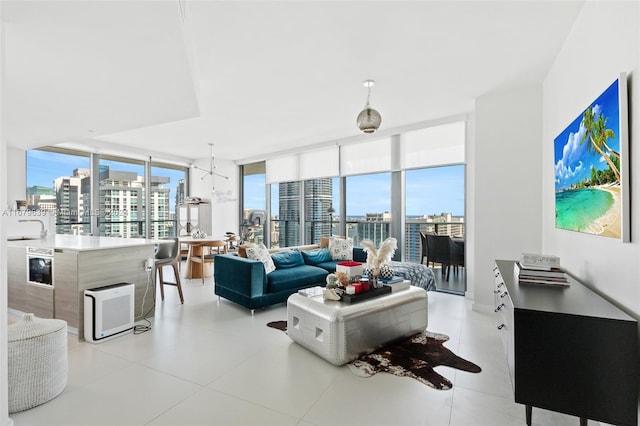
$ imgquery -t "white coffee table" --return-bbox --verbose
[287,284,428,365]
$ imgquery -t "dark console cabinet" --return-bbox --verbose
[494,260,638,426]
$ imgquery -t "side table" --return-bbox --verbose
[287,284,428,365]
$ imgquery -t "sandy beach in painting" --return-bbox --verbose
[591,185,621,238]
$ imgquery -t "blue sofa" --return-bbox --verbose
[214,244,367,313]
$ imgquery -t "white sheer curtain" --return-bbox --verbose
[401,121,465,168]
[340,137,391,176]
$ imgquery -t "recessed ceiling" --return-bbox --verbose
[1,1,585,163]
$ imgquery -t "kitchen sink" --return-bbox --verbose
[7,236,42,241]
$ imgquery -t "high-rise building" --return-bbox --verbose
[26,185,55,208]
[54,168,90,235]
[277,178,333,247]
[94,167,171,238]
[303,179,333,245]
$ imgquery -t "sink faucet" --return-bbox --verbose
[19,219,48,238]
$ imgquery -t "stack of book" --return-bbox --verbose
[514,261,569,287]
[382,277,410,292]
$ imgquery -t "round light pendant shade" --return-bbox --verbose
[357,106,382,133]
[356,80,381,133]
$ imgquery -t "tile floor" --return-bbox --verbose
[9,270,600,426]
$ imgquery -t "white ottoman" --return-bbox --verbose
[287,285,428,365]
[8,313,68,413]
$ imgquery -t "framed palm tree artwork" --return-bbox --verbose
[554,73,629,242]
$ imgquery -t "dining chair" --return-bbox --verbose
[420,231,437,266]
[155,238,184,303]
[425,233,463,281]
[450,238,465,275]
[189,240,227,284]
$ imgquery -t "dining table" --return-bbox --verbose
[178,236,228,279]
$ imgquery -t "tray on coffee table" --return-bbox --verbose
[340,286,391,303]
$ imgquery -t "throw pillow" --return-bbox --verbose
[245,243,276,274]
[301,247,333,266]
[328,236,353,261]
[271,250,305,269]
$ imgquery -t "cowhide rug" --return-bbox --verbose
[267,321,481,390]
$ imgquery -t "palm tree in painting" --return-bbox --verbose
[580,106,620,182]
[594,114,620,160]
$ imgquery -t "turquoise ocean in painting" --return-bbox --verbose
[555,188,613,232]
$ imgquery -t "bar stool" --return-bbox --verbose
[155,238,184,303]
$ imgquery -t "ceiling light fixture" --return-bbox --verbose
[356,79,382,134]
[192,143,229,190]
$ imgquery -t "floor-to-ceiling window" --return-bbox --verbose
[405,165,465,262]
[253,119,466,293]
[402,121,466,294]
[271,180,300,248]
[26,148,188,239]
[303,177,339,245]
[26,148,91,235]
[98,156,145,238]
[241,161,266,245]
[345,173,391,247]
[150,163,187,238]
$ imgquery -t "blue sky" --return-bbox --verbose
[244,165,465,217]
[554,78,621,191]
[28,151,465,217]
[26,151,186,212]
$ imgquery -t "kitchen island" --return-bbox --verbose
[7,235,158,340]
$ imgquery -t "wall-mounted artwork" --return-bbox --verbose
[554,73,629,241]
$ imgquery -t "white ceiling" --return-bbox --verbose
[2,0,585,164]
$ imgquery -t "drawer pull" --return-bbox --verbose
[500,291,508,298]
[495,272,500,277]
[495,303,505,312]
[497,324,505,330]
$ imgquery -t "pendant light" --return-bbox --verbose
[356,80,382,133]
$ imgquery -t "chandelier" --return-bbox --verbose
[191,143,229,191]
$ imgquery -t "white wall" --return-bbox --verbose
[189,157,239,238]
[542,1,640,316]
[471,84,543,312]
[6,147,24,209]
[1,7,13,425]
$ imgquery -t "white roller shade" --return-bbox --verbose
[299,146,339,180]
[340,137,391,176]
[402,121,465,168]
[265,155,298,184]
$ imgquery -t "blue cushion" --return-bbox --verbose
[271,250,305,269]
[301,247,332,266]
[267,265,328,293]
[315,261,337,273]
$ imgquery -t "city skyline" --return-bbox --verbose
[26,150,185,213]
[245,165,465,217]
[27,150,466,217]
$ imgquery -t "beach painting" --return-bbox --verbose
[554,74,629,241]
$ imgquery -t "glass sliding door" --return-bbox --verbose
[405,165,465,294]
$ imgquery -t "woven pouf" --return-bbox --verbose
[8,313,68,413]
